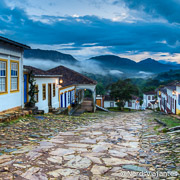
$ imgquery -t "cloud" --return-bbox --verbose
[116,0,180,24]
[24,58,108,76]
[0,0,180,63]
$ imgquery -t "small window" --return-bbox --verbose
[110,102,114,107]
[152,96,155,100]
[148,96,150,100]
[128,101,132,107]
[42,84,46,100]
[0,60,7,93]
[53,83,56,97]
[11,61,19,91]
[34,85,38,102]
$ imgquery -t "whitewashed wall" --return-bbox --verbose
[59,86,75,108]
[161,92,167,113]
[124,100,140,110]
[34,78,59,113]
[143,94,155,108]
[0,43,23,112]
[104,101,118,108]
[176,86,180,114]
[166,88,176,114]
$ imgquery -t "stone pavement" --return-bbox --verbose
[0,111,179,179]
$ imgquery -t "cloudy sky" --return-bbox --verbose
[0,0,180,62]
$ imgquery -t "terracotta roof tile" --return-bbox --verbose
[47,65,97,86]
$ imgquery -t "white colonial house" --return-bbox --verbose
[23,65,97,113]
[24,66,62,113]
[0,36,30,113]
[96,95,140,110]
[103,95,118,108]
[142,91,156,109]
[47,65,97,112]
[157,82,180,114]
[0,36,97,114]
[124,95,140,110]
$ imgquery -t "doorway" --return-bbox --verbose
[48,84,52,107]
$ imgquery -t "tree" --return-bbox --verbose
[109,79,139,109]
[28,71,39,107]
[96,82,105,95]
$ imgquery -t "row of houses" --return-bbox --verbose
[0,36,97,114]
[157,82,180,115]
[142,82,180,115]
[96,95,140,110]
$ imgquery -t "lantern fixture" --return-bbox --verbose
[172,90,176,96]
[59,78,63,85]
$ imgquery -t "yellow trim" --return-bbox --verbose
[42,84,46,100]
[0,59,8,95]
[176,108,180,115]
[59,85,75,90]
[10,60,19,93]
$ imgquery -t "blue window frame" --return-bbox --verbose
[64,93,67,107]
[61,94,63,107]
[178,94,180,105]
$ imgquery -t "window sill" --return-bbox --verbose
[10,90,19,93]
[0,92,8,95]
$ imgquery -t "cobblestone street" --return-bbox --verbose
[0,111,179,179]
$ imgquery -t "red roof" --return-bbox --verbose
[47,65,97,86]
[144,91,156,95]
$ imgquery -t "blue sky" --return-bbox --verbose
[0,0,180,62]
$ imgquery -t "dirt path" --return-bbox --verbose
[0,111,178,179]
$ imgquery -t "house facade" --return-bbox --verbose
[103,95,118,108]
[124,96,140,110]
[157,82,180,115]
[142,91,156,108]
[0,36,30,113]
[24,66,62,113]
[24,65,96,113]
[97,95,140,110]
[47,66,97,112]
[0,36,97,114]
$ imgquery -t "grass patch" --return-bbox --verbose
[151,112,180,128]
[107,107,136,112]
[0,118,22,127]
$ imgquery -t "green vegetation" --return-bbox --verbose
[107,107,135,112]
[84,69,180,97]
[152,112,180,128]
[109,79,139,109]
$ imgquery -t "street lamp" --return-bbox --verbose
[59,78,63,85]
[172,90,176,96]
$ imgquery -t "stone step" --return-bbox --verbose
[82,101,93,106]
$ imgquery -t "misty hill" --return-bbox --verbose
[154,69,180,81]
[24,49,78,63]
[137,58,177,72]
[90,55,136,68]
[90,55,179,73]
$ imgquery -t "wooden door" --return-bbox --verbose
[48,84,52,107]
[97,99,101,107]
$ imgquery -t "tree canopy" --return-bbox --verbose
[109,79,139,108]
